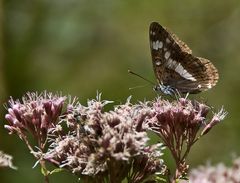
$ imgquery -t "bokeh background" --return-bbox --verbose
[1,0,240,182]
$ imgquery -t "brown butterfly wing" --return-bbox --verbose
[164,54,219,93]
[149,22,218,94]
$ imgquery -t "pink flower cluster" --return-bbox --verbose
[4,92,227,183]
[185,157,240,183]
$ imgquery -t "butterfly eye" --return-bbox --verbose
[153,86,160,92]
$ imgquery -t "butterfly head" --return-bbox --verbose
[153,84,176,96]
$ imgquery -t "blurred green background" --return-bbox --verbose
[1,0,240,182]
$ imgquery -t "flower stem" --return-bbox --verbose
[40,160,50,183]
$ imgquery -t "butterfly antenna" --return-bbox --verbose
[129,85,148,90]
[128,70,155,86]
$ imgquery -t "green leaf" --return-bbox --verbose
[50,168,64,175]
[155,176,167,182]
[41,166,50,176]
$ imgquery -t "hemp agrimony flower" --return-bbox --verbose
[5,92,66,151]
[4,92,66,183]
[185,157,240,183]
[44,95,166,183]
[145,97,227,181]
[3,92,226,183]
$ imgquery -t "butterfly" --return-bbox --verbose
[149,22,219,95]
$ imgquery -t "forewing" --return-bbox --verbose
[149,22,166,83]
[149,22,192,83]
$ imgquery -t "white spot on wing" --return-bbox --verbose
[152,40,163,50]
[156,61,161,66]
[182,71,196,81]
[166,59,177,68]
[207,83,212,89]
[166,60,196,81]
[159,41,163,49]
[150,31,156,36]
[152,41,157,50]
[164,51,170,59]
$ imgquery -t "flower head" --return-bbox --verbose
[3,92,226,183]
[44,94,165,182]
[145,97,226,180]
[4,92,66,149]
[186,157,240,183]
